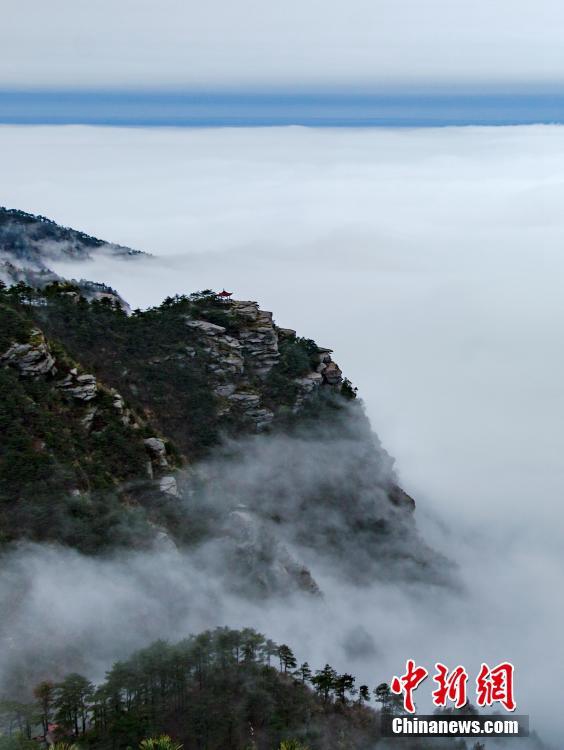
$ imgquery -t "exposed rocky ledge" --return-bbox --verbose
[0,329,56,378]
[184,297,345,431]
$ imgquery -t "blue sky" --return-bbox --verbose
[3,0,564,126]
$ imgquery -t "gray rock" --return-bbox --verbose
[215,383,237,397]
[276,327,296,339]
[247,408,275,431]
[81,407,97,431]
[238,324,279,378]
[112,392,125,411]
[322,361,343,385]
[230,300,262,322]
[295,372,323,392]
[185,318,226,336]
[0,332,57,378]
[219,335,242,350]
[57,372,97,401]
[224,508,320,595]
[228,392,261,408]
[159,475,179,497]
[144,437,169,468]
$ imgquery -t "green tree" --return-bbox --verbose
[139,736,183,750]
[55,673,93,736]
[311,665,337,704]
[334,674,356,704]
[373,682,403,715]
[277,645,297,673]
[33,681,54,735]
[357,685,370,705]
[0,700,36,740]
[262,639,278,667]
[296,662,312,684]
[241,628,264,663]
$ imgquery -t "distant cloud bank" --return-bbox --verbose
[4,91,564,127]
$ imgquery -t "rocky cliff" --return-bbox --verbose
[0,211,440,597]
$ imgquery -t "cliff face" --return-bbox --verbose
[184,298,346,432]
[0,211,439,597]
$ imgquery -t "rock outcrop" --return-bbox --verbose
[232,300,280,378]
[183,297,344,431]
[143,437,179,496]
[0,330,56,378]
[225,505,321,596]
[1,255,430,594]
[57,369,98,401]
[144,437,169,469]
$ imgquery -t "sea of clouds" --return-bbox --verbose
[0,124,562,746]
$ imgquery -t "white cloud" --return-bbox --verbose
[2,0,564,88]
[1,123,563,743]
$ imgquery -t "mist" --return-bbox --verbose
[0,124,563,745]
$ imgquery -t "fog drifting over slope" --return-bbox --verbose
[1,124,563,744]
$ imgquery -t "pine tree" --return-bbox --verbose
[277,645,297,673]
[34,680,55,735]
[311,665,337,703]
[55,673,93,736]
[296,662,312,684]
[263,639,278,667]
[358,685,370,705]
[334,674,356,704]
[374,682,403,715]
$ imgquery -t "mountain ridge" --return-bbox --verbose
[0,210,442,599]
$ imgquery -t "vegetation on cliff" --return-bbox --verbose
[0,281,361,555]
[0,628,474,750]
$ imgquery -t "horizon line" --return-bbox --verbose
[3,90,564,127]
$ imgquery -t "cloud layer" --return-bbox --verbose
[1,123,563,744]
[3,1,564,88]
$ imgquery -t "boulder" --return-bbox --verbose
[144,437,169,468]
[159,475,179,497]
[0,333,56,378]
[57,372,97,401]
